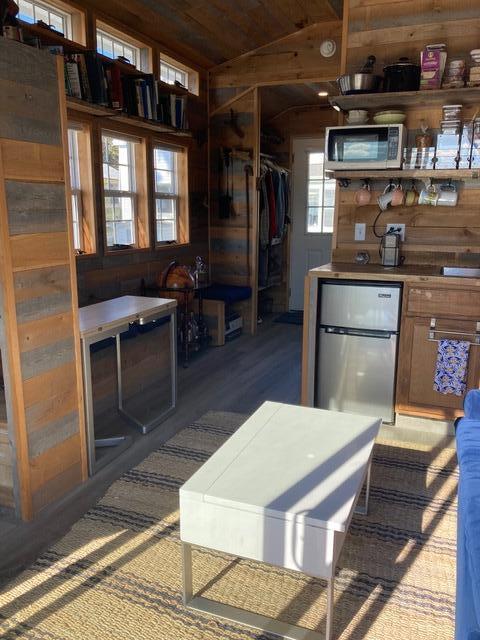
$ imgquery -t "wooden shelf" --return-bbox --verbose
[329,87,480,111]
[66,98,192,137]
[109,113,192,137]
[66,97,117,117]
[330,169,480,180]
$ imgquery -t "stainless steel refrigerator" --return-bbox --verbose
[316,281,402,423]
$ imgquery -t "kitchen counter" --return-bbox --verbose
[309,262,480,286]
[302,263,480,416]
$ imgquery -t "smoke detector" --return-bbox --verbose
[320,39,336,58]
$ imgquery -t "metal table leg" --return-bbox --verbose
[181,542,331,640]
[116,312,177,434]
[81,337,127,476]
[354,457,372,516]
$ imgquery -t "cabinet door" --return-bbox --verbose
[397,316,480,419]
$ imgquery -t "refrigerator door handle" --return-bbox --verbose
[322,326,394,339]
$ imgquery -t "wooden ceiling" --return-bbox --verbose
[92,0,343,68]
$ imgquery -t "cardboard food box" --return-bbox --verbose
[420,44,447,90]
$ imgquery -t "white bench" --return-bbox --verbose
[180,402,381,640]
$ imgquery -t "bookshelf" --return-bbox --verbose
[19,21,193,137]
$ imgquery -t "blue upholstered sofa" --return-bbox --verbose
[455,390,480,640]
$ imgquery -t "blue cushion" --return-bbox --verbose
[203,283,252,305]
[456,396,480,640]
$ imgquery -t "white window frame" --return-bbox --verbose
[306,150,336,234]
[102,133,138,248]
[67,127,83,251]
[96,27,140,68]
[160,53,199,95]
[160,60,188,89]
[154,145,181,243]
[18,0,72,38]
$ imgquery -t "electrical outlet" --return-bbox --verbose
[355,223,366,241]
[385,223,406,242]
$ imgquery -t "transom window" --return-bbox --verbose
[307,151,336,233]
[154,146,180,242]
[18,0,72,38]
[160,60,188,89]
[97,28,139,68]
[102,134,137,247]
[67,128,82,250]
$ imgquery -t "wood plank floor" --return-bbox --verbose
[0,318,302,582]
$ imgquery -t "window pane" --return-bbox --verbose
[34,6,48,23]
[155,198,177,242]
[154,148,174,171]
[306,151,336,234]
[160,60,188,88]
[18,0,34,22]
[49,13,64,33]
[96,27,141,69]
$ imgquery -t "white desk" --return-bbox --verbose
[79,295,177,475]
[180,402,381,640]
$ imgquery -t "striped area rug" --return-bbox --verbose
[0,411,457,640]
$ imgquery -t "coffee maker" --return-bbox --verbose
[381,232,402,267]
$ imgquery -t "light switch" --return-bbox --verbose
[355,223,366,241]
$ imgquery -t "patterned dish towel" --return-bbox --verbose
[433,339,470,396]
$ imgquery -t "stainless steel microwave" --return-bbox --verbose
[325,124,406,170]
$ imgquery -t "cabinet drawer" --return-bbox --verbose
[406,286,480,318]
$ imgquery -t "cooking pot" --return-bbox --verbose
[383,57,421,92]
[337,73,382,95]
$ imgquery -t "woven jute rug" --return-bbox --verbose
[0,411,457,640]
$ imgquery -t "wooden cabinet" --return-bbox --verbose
[396,284,480,420]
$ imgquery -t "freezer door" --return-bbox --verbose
[316,328,397,423]
[320,282,401,332]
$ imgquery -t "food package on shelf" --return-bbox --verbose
[420,44,447,90]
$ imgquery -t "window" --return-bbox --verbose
[160,53,199,95]
[96,27,139,67]
[67,128,82,250]
[67,124,95,254]
[307,151,336,233]
[160,60,188,89]
[102,134,137,247]
[154,146,180,242]
[18,0,72,38]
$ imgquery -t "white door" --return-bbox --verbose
[289,138,336,310]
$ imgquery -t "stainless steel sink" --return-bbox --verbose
[440,266,480,278]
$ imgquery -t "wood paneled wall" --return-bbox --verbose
[209,89,260,334]
[0,40,85,519]
[332,1,480,266]
[59,2,210,304]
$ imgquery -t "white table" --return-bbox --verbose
[79,295,177,475]
[180,402,381,640]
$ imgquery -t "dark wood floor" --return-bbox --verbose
[0,318,302,582]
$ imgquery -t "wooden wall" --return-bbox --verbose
[0,40,86,519]
[209,89,260,334]
[332,0,480,266]
[56,2,211,304]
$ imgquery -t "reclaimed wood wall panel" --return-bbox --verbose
[209,88,259,333]
[210,21,342,89]
[0,38,86,519]
[0,41,60,146]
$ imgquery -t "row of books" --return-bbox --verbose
[64,51,188,129]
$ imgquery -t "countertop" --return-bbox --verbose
[79,295,177,339]
[309,263,480,286]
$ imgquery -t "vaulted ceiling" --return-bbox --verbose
[92,0,343,68]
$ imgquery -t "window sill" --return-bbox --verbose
[104,246,151,256]
[75,251,98,259]
[155,241,189,251]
